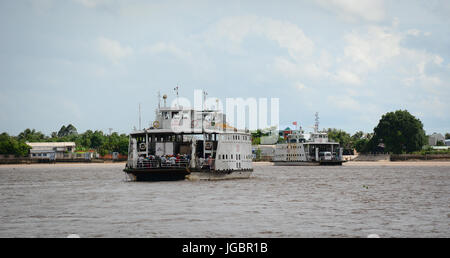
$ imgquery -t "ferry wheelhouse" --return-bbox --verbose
[124,95,253,181]
[273,113,344,166]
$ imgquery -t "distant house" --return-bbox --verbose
[27,142,76,160]
[428,133,445,146]
[252,145,275,161]
[279,127,293,140]
[445,139,450,147]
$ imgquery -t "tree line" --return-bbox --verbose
[0,124,129,157]
[1,110,448,157]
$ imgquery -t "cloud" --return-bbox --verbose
[142,42,192,61]
[96,37,133,64]
[337,24,447,91]
[295,82,307,91]
[334,70,362,85]
[203,15,315,59]
[406,29,421,37]
[343,26,401,70]
[30,0,54,13]
[315,0,385,22]
[73,0,114,8]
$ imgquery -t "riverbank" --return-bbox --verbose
[344,160,450,166]
[3,160,450,168]
[252,161,450,166]
[0,161,126,168]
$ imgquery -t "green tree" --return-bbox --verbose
[445,133,450,140]
[436,140,445,146]
[57,124,78,137]
[354,138,369,153]
[351,131,365,140]
[372,110,426,154]
[251,129,263,145]
[0,133,31,156]
[117,134,129,155]
[327,128,352,149]
[90,130,105,150]
[17,128,46,142]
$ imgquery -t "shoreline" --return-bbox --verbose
[0,162,126,168]
[2,160,450,168]
[255,160,450,166]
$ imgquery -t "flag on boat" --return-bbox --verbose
[293,121,297,126]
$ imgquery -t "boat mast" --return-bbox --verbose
[158,91,161,110]
[174,85,179,108]
[139,103,142,130]
[314,112,319,133]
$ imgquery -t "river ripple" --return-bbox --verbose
[0,163,448,238]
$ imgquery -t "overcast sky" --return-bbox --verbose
[1,0,449,135]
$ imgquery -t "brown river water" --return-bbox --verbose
[0,162,448,238]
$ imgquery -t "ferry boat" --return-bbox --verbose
[123,93,253,181]
[273,113,344,166]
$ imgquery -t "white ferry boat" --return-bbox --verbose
[123,94,253,181]
[273,113,344,166]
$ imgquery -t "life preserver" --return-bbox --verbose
[139,143,146,151]
[153,121,160,128]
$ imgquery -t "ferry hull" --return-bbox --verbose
[124,168,189,182]
[124,168,253,181]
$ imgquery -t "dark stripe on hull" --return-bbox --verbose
[123,168,254,181]
[319,160,344,166]
[124,168,189,182]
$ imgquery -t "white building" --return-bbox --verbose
[27,142,76,160]
[428,133,445,146]
[252,145,275,161]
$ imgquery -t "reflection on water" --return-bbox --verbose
[0,163,448,237]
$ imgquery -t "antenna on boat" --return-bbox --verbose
[203,90,208,110]
[314,112,319,133]
[174,85,179,107]
[158,91,161,109]
[139,103,142,130]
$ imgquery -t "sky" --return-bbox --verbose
[1,0,449,136]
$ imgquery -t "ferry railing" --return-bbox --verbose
[160,159,190,168]
[136,159,190,169]
[137,160,160,168]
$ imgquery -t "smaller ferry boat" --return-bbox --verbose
[123,92,253,181]
[273,113,344,166]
